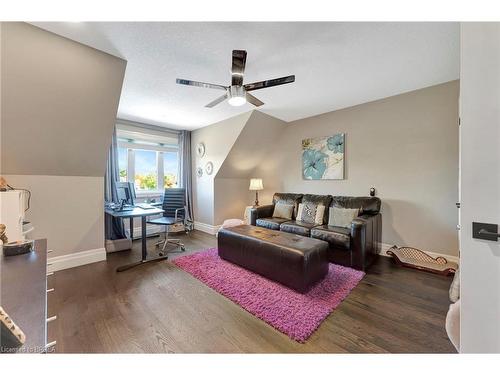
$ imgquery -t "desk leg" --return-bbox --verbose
[130,217,134,241]
[116,214,168,272]
[141,215,147,261]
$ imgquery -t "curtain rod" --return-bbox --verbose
[116,118,183,135]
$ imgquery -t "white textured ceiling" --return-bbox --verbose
[32,22,459,130]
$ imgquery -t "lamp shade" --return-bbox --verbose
[249,178,263,191]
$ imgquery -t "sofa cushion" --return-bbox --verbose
[310,225,351,251]
[256,217,290,231]
[272,202,294,220]
[272,193,303,219]
[297,203,326,224]
[279,220,320,237]
[331,196,381,215]
[302,194,332,224]
[328,206,359,228]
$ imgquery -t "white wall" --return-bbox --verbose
[253,81,460,256]
[460,23,500,353]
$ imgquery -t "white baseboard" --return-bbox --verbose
[194,221,221,235]
[48,247,106,272]
[378,242,459,264]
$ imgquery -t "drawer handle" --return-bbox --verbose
[46,316,57,323]
[47,288,55,293]
[479,228,500,238]
[46,272,54,277]
[48,250,53,254]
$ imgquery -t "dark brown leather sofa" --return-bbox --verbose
[249,193,382,271]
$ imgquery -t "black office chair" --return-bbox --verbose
[147,188,188,254]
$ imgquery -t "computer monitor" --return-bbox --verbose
[116,185,128,203]
[126,182,136,204]
[115,182,134,205]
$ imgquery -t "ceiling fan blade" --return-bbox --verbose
[244,75,295,92]
[176,78,227,91]
[246,93,264,107]
[205,94,228,108]
[231,50,247,86]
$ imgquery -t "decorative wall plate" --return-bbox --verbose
[205,161,214,175]
[196,167,203,177]
[196,142,206,158]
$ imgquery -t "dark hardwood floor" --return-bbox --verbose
[47,230,456,353]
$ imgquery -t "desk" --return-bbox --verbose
[105,207,165,272]
[1,239,47,353]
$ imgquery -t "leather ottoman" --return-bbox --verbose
[217,225,329,293]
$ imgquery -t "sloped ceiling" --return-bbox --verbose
[1,23,126,177]
[31,22,459,130]
[216,111,286,179]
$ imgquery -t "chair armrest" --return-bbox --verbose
[174,207,185,222]
[249,204,275,225]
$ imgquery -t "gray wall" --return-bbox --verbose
[191,111,250,225]
[253,81,460,256]
[3,175,105,255]
[1,22,126,177]
[191,110,287,226]
[214,111,286,224]
[0,23,126,257]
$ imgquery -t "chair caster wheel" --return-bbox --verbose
[159,252,164,256]
[181,246,186,252]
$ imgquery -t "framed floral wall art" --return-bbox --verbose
[302,133,345,180]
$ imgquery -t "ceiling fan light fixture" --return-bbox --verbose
[228,96,246,106]
[228,85,246,106]
[176,50,295,108]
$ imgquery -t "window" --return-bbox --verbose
[118,147,128,182]
[134,149,158,191]
[116,123,180,195]
[163,151,179,188]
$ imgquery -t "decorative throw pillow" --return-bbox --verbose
[449,267,460,303]
[329,206,359,228]
[297,203,326,224]
[314,205,326,224]
[272,202,294,220]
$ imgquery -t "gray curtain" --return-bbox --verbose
[179,130,194,222]
[104,127,127,240]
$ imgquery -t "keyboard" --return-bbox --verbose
[135,203,155,210]
[114,206,134,212]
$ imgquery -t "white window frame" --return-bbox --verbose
[118,141,180,197]
[161,150,182,190]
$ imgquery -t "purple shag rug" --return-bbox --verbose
[172,248,364,342]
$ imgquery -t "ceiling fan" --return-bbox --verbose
[176,50,295,108]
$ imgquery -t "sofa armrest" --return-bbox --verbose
[249,204,275,226]
[350,213,382,271]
